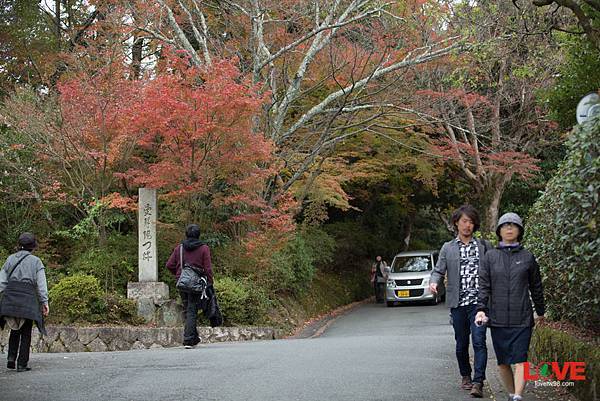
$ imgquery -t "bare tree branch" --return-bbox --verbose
[278,39,464,145]
[258,5,388,70]
[156,0,204,66]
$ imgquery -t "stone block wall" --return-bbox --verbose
[0,326,278,353]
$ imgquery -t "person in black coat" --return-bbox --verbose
[475,213,545,401]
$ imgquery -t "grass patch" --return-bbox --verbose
[530,323,599,401]
[265,268,372,334]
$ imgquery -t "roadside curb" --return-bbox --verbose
[287,297,372,339]
[0,325,277,354]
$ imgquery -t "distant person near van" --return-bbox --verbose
[371,256,388,304]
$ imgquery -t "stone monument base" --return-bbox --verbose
[127,282,181,326]
[127,281,169,302]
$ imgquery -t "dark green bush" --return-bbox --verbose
[213,276,269,325]
[268,234,315,296]
[49,274,107,324]
[526,118,600,331]
[298,227,336,268]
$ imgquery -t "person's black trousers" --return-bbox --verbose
[179,291,202,346]
[7,319,33,368]
[374,281,385,303]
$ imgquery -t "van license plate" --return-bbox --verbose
[396,290,410,297]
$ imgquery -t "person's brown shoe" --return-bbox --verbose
[461,376,473,390]
[470,382,483,398]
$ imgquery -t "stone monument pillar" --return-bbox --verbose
[138,187,158,282]
[127,188,174,324]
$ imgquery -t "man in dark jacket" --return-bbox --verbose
[0,233,49,372]
[166,224,213,348]
[429,205,490,398]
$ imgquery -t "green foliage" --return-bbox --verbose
[55,200,129,241]
[0,124,45,248]
[530,326,599,401]
[299,269,372,317]
[213,276,269,325]
[105,293,145,325]
[297,227,336,268]
[66,234,137,296]
[267,234,316,296]
[526,118,600,331]
[0,247,8,264]
[501,146,566,219]
[0,0,57,94]
[271,268,373,334]
[543,34,600,129]
[49,275,107,324]
[325,221,378,263]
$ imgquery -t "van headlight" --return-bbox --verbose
[387,279,396,288]
[422,277,430,286]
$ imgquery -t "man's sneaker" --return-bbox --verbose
[184,345,193,349]
[470,382,483,398]
[461,376,473,390]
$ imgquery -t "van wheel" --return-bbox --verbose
[386,301,395,307]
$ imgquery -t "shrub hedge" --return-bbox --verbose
[526,118,600,331]
[213,276,269,326]
[530,325,599,401]
[48,274,143,325]
[48,274,107,324]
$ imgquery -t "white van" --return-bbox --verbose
[385,250,445,307]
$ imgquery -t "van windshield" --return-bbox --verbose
[391,256,432,272]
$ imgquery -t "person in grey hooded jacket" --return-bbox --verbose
[0,233,49,372]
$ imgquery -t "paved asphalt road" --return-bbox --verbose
[1,302,495,401]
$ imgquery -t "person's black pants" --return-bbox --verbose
[7,319,33,368]
[374,281,385,303]
[180,291,202,346]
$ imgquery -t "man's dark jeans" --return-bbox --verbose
[7,319,33,368]
[180,291,202,346]
[450,304,487,384]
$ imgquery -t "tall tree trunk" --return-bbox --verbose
[482,173,512,234]
[131,36,143,79]
[55,0,61,48]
